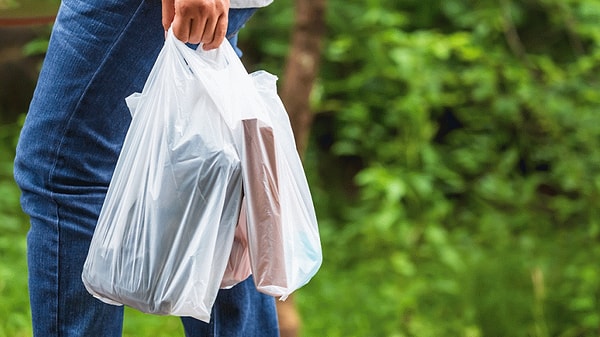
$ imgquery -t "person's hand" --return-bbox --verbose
[162,0,229,50]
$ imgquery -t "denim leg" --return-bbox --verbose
[14,0,275,335]
[26,195,126,337]
[16,0,166,335]
[181,276,280,337]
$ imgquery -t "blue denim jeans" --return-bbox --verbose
[13,0,279,336]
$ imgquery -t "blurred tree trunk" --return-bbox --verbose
[280,0,326,156]
[276,0,326,336]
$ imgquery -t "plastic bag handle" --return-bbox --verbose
[166,28,239,71]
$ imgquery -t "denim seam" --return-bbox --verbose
[52,201,61,337]
[53,201,63,337]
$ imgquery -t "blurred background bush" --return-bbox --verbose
[2,0,600,336]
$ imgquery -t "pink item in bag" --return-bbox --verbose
[220,200,252,289]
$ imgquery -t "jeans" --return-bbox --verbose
[13,0,279,335]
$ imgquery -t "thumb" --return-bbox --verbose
[161,0,175,32]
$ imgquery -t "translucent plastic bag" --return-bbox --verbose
[239,71,323,300]
[81,32,250,322]
[219,73,322,298]
[83,29,322,321]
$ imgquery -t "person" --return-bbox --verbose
[13,0,279,336]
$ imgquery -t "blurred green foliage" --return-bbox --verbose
[245,0,600,336]
[0,116,29,337]
[2,0,600,336]
[0,0,59,17]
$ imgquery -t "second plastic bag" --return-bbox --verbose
[239,71,322,300]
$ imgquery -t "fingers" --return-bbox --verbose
[161,0,175,33]
[188,18,207,44]
[202,14,227,50]
[165,0,230,49]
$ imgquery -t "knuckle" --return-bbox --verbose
[176,2,195,15]
[215,26,226,38]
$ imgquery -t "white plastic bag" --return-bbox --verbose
[83,29,322,321]
[239,71,323,300]
[82,31,249,322]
